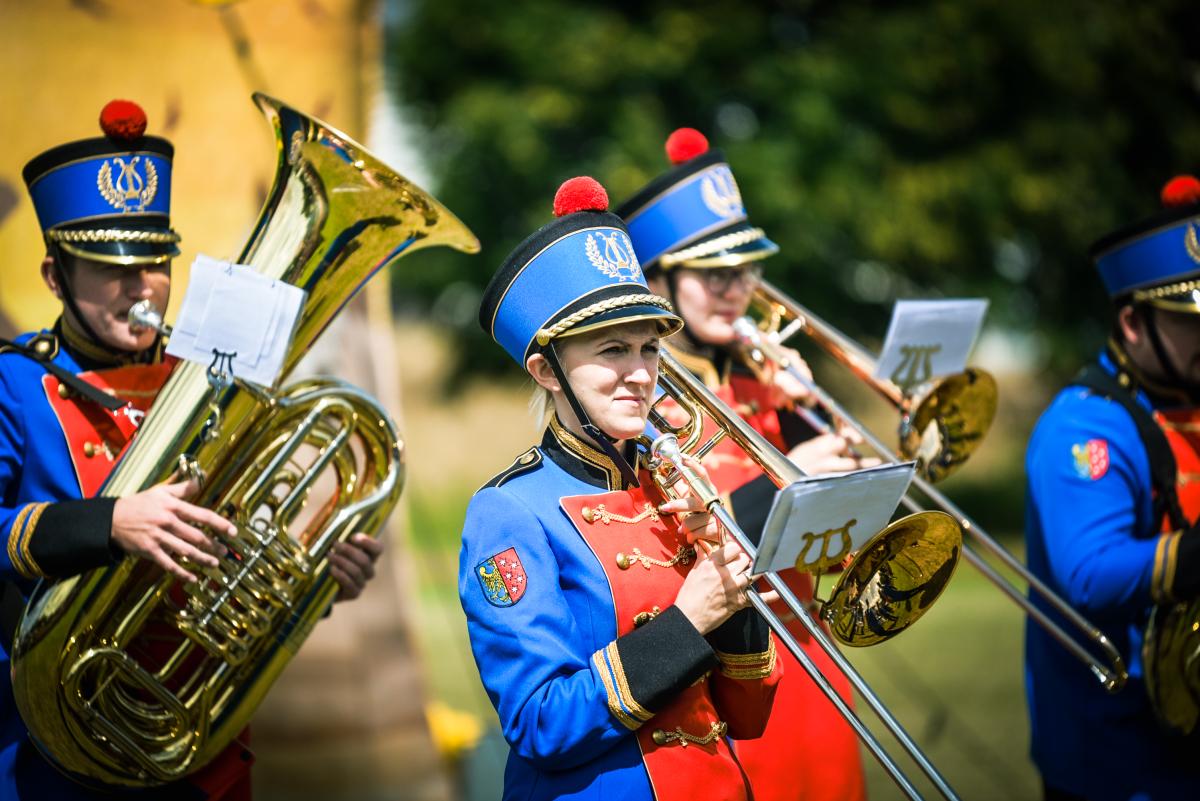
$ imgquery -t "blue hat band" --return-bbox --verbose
[493,226,648,362]
[625,163,747,266]
[29,152,172,232]
[1096,217,1200,296]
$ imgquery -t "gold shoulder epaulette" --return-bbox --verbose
[0,332,58,361]
[480,447,542,490]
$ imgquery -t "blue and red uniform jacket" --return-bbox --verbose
[1025,350,1200,801]
[459,416,782,801]
[0,325,247,801]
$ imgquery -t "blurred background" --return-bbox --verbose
[2,1,1200,799]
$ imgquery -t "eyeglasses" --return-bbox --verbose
[685,264,764,294]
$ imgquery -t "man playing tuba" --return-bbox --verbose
[0,100,382,800]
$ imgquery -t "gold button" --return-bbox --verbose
[33,339,50,354]
[652,730,668,746]
[581,506,594,524]
[83,442,96,458]
[519,452,536,465]
[57,384,71,399]
[615,552,633,570]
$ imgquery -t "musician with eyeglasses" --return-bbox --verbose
[0,100,382,800]
[1024,176,1200,801]
[461,176,782,801]
[616,128,871,801]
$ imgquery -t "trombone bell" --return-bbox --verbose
[902,368,998,483]
[823,510,961,647]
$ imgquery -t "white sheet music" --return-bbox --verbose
[873,299,988,392]
[753,462,915,574]
[166,254,306,388]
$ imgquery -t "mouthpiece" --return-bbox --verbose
[128,300,171,336]
[732,317,762,347]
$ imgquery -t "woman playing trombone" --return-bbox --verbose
[617,129,872,801]
[460,177,782,801]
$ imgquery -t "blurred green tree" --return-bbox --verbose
[385,0,1200,382]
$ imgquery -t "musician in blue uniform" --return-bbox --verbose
[617,128,868,801]
[460,176,782,801]
[1025,175,1200,801]
[0,100,382,800]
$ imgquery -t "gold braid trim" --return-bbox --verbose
[18,503,48,579]
[605,642,654,723]
[592,649,642,730]
[584,503,659,526]
[618,544,695,571]
[7,505,34,577]
[715,638,778,680]
[1132,279,1200,302]
[535,294,676,345]
[651,720,728,748]
[659,227,766,268]
[46,228,181,244]
[1152,531,1182,603]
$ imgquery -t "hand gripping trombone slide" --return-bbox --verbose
[730,314,1127,694]
[648,350,963,801]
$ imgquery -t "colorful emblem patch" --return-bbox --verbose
[475,547,527,607]
[1072,439,1109,480]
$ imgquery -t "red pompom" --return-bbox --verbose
[99,99,147,141]
[665,128,709,165]
[553,176,609,217]
[1161,175,1200,208]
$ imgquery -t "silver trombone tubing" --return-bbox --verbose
[732,318,1128,693]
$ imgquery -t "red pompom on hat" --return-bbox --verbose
[1161,175,1200,208]
[665,128,709,165]
[99,99,148,141]
[553,176,609,217]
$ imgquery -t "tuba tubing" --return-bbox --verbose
[11,94,480,787]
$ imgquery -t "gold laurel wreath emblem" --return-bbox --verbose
[1186,222,1200,266]
[97,157,158,213]
[586,232,642,282]
[700,167,744,219]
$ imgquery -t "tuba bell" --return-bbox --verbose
[10,93,481,787]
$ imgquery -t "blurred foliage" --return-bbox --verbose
[385,0,1200,383]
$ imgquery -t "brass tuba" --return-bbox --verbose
[11,93,481,787]
[1144,599,1200,733]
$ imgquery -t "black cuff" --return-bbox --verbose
[730,474,777,548]
[1174,529,1200,599]
[28,498,118,578]
[706,607,772,655]
[613,605,717,713]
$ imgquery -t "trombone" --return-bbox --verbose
[649,350,965,801]
[735,283,1128,692]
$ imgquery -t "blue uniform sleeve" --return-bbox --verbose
[0,357,35,582]
[0,357,116,582]
[1026,391,1162,615]
[459,487,639,770]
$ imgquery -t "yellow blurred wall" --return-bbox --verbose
[0,0,374,334]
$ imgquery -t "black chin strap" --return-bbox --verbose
[544,341,640,488]
[50,245,108,349]
[1141,305,1200,405]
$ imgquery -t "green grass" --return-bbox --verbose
[406,484,1044,800]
